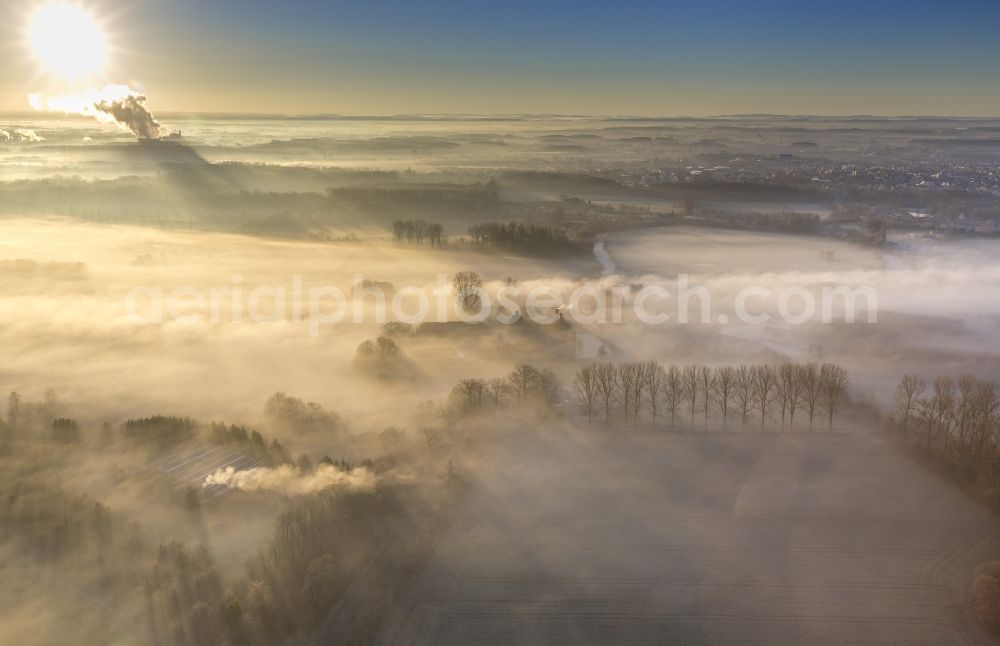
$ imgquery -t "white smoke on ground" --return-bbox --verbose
[593,239,616,276]
[28,85,167,140]
[0,128,45,143]
[203,464,376,496]
[15,129,45,143]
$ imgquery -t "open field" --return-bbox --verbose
[377,430,1000,645]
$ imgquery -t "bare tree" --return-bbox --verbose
[426,222,444,248]
[486,377,509,410]
[787,362,806,428]
[534,368,560,406]
[663,365,683,429]
[454,378,486,413]
[574,365,597,425]
[776,363,797,429]
[894,374,926,436]
[682,365,700,429]
[698,365,714,428]
[594,362,617,426]
[642,361,665,426]
[819,363,850,432]
[956,374,977,448]
[752,364,778,431]
[733,366,754,428]
[925,376,957,451]
[799,362,822,430]
[617,363,642,426]
[712,366,735,431]
[630,363,647,425]
[453,271,483,313]
[508,363,541,403]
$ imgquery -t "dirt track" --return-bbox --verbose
[377,430,1000,645]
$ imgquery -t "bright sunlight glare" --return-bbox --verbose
[27,2,107,80]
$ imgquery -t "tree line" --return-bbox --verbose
[390,219,444,247]
[122,416,197,447]
[466,221,585,254]
[406,363,561,449]
[3,390,342,451]
[891,372,1000,637]
[892,373,1000,497]
[574,361,851,431]
[448,363,560,417]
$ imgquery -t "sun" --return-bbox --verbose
[27,2,108,80]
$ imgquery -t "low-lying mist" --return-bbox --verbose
[3,114,1000,646]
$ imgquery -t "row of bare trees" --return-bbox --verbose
[466,221,581,254]
[391,219,444,247]
[449,363,559,416]
[893,373,1000,490]
[574,361,850,431]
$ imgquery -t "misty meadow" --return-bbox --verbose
[2,111,1000,646]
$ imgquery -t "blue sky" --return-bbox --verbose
[5,0,1000,115]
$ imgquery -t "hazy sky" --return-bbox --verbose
[3,0,1000,116]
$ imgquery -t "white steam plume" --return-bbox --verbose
[15,129,45,143]
[0,128,45,143]
[203,464,376,496]
[29,85,167,140]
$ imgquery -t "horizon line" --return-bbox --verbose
[3,111,1000,122]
